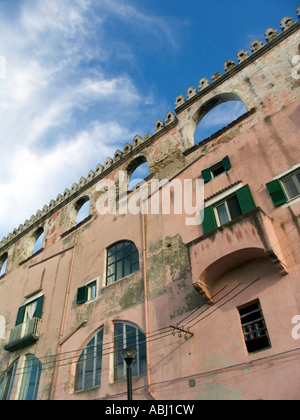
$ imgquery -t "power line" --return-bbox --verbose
[176,223,300,329]
[2,217,300,383]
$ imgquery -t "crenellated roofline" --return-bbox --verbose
[0,10,299,251]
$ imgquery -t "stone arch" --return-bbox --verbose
[185,92,248,148]
[0,252,8,277]
[193,247,272,302]
[74,195,91,226]
[125,155,150,191]
[33,227,45,255]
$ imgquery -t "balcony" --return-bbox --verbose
[187,207,287,302]
[4,318,41,352]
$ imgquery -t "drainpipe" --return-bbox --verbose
[139,152,206,399]
[141,208,156,400]
[50,235,78,400]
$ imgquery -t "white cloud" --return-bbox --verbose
[0,121,132,237]
[0,0,176,240]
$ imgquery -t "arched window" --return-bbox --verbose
[127,156,150,191]
[0,253,8,277]
[18,355,42,400]
[0,359,18,400]
[106,241,139,285]
[33,228,44,255]
[193,95,248,144]
[75,328,104,392]
[75,196,90,226]
[114,322,147,381]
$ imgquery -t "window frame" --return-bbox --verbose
[18,355,42,400]
[75,328,104,392]
[202,156,232,183]
[106,241,140,286]
[266,166,300,207]
[0,360,18,400]
[15,294,44,326]
[87,280,97,301]
[113,322,147,382]
[76,278,99,305]
[214,194,242,226]
[238,300,271,354]
[202,184,256,234]
[281,170,300,201]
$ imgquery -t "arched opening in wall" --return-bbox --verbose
[75,196,90,226]
[18,355,42,400]
[75,328,104,392]
[194,94,248,144]
[127,156,150,191]
[33,228,44,255]
[0,359,18,400]
[114,321,147,381]
[0,253,8,277]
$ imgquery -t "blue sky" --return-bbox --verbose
[0,0,299,241]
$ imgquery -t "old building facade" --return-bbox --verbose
[1,8,300,400]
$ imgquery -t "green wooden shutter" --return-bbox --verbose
[15,306,26,326]
[33,296,44,319]
[201,168,212,183]
[266,179,288,207]
[202,206,218,234]
[76,286,87,305]
[222,155,231,171]
[236,185,256,214]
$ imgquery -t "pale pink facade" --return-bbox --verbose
[1,11,300,400]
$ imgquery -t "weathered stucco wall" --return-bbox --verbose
[1,11,300,400]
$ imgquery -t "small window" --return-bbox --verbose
[114,322,147,381]
[202,156,231,183]
[0,253,8,277]
[106,241,139,285]
[238,300,271,354]
[75,328,104,392]
[76,279,98,305]
[87,280,97,301]
[202,185,256,234]
[282,170,300,200]
[215,194,242,225]
[267,168,300,206]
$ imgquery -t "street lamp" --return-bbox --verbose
[120,348,137,400]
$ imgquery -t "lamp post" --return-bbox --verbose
[120,348,137,400]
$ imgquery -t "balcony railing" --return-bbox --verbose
[4,318,41,352]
